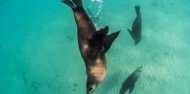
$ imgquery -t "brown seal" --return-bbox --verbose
[61,0,120,93]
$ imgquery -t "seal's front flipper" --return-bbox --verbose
[103,31,120,53]
[93,26,109,39]
[129,84,135,94]
[128,29,132,36]
[90,26,109,48]
[135,40,139,45]
[98,26,109,37]
[128,29,134,40]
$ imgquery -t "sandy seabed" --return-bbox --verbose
[0,0,190,94]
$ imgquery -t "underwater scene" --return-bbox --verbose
[0,0,190,94]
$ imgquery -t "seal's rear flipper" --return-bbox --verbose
[62,0,76,8]
[103,31,120,53]
[135,5,140,16]
[72,0,82,7]
[61,0,82,9]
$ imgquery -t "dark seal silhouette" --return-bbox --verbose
[128,5,142,45]
[61,0,120,94]
[119,67,142,94]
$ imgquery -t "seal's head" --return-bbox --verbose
[86,77,99,94]
[86,64,106,94]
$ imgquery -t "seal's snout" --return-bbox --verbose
[87,89,94,94]
[87,83,96,94]
[86,78,98,94]
[87,86,96,94]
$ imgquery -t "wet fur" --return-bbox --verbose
[62,0,120,94]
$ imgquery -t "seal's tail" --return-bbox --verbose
[135,5,140,16]
[61,0,82,9]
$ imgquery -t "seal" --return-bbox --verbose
[119,67,142,94]
[61,0,120,94]
[128,5,142,45]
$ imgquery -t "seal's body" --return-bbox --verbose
[119,67,142,94]
[62,0,120,94]
[128,5,142,45]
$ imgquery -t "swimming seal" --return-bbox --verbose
[128,5,142,45]
[61,0,120,94]
[119,67,142,94]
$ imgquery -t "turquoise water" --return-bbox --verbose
[0,0,190,94]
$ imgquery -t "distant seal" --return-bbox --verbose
[119,67,142,94]
[128,5,142,45]
[61,0,120,94]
